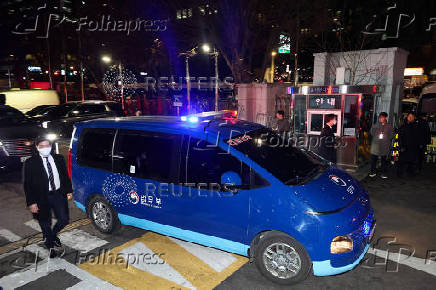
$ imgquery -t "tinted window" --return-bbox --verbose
[421,94,436,113]
[310,114,323,132]
[71,104,107,116]
[113,130,181,182]
[226,128,327,185]
[185,137,255,186]
[343,95,358,136]
[45,103,78,117]
[106,102,124,116]
[77,128,115,171]
[294,95,307,134]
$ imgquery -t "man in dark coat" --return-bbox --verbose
[275,110,291,134]
[319,114,337,163]
[23,136,73,257]
[369,112,393,179]
[398,112,420,177]
[417,114,431,171]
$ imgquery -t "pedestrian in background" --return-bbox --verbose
[398,112,420,177]
[319,114,337,164]
[275,110,291,134]
[369,112,393,178]
[23,136,73,258]
[417,113,431,172]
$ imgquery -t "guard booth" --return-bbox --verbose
[289,85,380,170]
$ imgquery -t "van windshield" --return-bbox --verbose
[225,128,327,185]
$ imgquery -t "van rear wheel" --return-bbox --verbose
[254,232,311,285]
[87,196,120,234]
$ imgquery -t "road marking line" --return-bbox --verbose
[141,232,248,289]
[119,242,195,289]
[25,219,108,253]
[0,258,120,290]
[368,248,436,276]
[0,229,21,242]
[79,237,191,290]
[24,219,56,232]
[168,236,237,272]
[0,218,91,255]
[0,228,48,260]
[56,229,108,253]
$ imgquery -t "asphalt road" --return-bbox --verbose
[0,143,435,289]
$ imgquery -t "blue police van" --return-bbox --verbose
[69,111,375,284]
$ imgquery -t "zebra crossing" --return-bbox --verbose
[0,219,248,289]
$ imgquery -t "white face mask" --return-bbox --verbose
[38,146,52,157]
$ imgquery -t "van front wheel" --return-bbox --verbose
[87,196,120,234]
[254,232,311,285]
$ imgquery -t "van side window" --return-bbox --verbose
[113,130,181,182]
[77,128,115,171]
[185,137,253,186]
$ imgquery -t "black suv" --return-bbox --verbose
[32,100,125,139]
[0,105,47,170]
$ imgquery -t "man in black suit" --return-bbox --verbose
[23,136,73,257]
[319,114,337,163]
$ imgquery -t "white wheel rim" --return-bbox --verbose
[262,242,302,279]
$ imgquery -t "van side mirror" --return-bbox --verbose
[220,171,242,186]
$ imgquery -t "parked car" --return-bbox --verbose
[69,111,375,284]
[0,105,50,171]
[32,100,125,139]
[0,89,60,113]
[25,105,56,117]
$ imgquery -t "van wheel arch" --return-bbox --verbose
[249,230,307,262]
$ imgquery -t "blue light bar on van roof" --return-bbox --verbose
[180,111,237,123]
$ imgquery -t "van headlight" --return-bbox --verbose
[330,235,353,254]
[42,121,49,128]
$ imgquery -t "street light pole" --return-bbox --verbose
[185,55,191,113]
[271,51,277,83]
[119,63,124,110]
[214,49,219,112]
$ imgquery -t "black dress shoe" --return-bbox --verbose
[49,249,58,259]
[54,237,62,248]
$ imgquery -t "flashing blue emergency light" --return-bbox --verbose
[188,116,199,123]
[180,111,237,124]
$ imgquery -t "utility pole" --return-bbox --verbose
[271,51,277,83]
[214,49,219,112]
[294,0,300,86]
[119,63,124,110]
[46,38,53,89]
[185,55,190,113]
[78,31,84,101]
